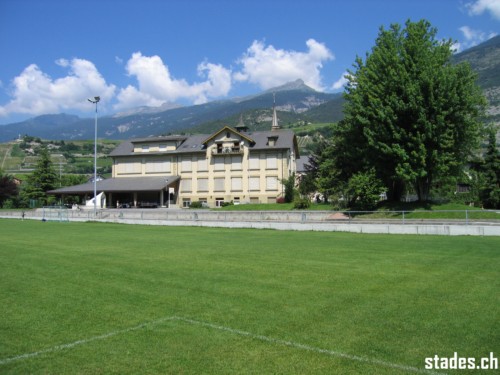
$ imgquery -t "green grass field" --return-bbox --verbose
[1,219,498,374]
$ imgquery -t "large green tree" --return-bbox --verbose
[342,19,487,201]
[20,146,58,206]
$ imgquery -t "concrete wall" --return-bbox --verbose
[1,209,499,236]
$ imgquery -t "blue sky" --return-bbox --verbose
[0,0,499,125]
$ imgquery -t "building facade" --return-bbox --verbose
[50,119,299,208]
[109,124,298,208]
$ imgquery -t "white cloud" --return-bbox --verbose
[0,58,116,117]
[234,39,334,91]
[331,72,349,91]
[466,0,500,19]
[114,52,232,110]
[1,39,335,119]
[455,25,498,51]
[199,62,232,97]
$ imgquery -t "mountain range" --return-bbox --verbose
[0,35,499,142]
[0,79,342,142]
[453,35,500,122]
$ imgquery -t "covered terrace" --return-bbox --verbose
[48,176,180,208]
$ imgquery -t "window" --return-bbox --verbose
[249,155,260,170]
[182,198,191,208]
[145,159,171,173]
[214,177,225,192]
[457,184,471,193]
[267,197,277,203]
[197,157,208,171]
[181,157,192,172]
[250,197,259,204]
[142,145,149,152]
[118,161,141,174]
[267,136,278,146]
[266,176,278,191]
[249,177,260,191]
[231,156,242,170]
[266,154,277,169]
[197,178,208,192]
[159,144,166,152]
[231,177,242,191]
[216,198,225,207]
[180,179,192,192]
[214,157,224,171]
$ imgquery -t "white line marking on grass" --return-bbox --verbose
[1,315,446,375]
[173,316,446,375]
[0,316,177,366]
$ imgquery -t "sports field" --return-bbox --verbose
[0,219,498,374]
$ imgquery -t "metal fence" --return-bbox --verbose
[1,208,499,226]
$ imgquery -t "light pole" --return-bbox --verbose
[88,96,100,216]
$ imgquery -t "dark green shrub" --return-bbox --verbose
[293,197,311,209]
[282,173,296,203]
[346,169,386,210]
[189,201,203,209]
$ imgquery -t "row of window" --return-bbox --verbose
[140,144,177,152]
[116,154,280,175]
[182,196,277,208]
[182,198,230,208]
[180,176,279,193]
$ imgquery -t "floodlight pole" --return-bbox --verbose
[88,96,100,217]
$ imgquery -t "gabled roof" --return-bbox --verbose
[201,126,255,145]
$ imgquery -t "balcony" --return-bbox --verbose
[212,147,244,155]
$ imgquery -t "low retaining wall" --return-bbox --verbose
[94,218,500,236]
[1,209,499,236]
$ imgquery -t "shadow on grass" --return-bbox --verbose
[345,201,499,221]
[345,201,439,220]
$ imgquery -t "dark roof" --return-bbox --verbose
[48,176,179,195]
[248,129,296,151]
[174,134,207,154]
[296,156,310,173]
[131,135,187,143]
[109,135,207,157]
[109,128,298,157]
[109,140,134,157]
